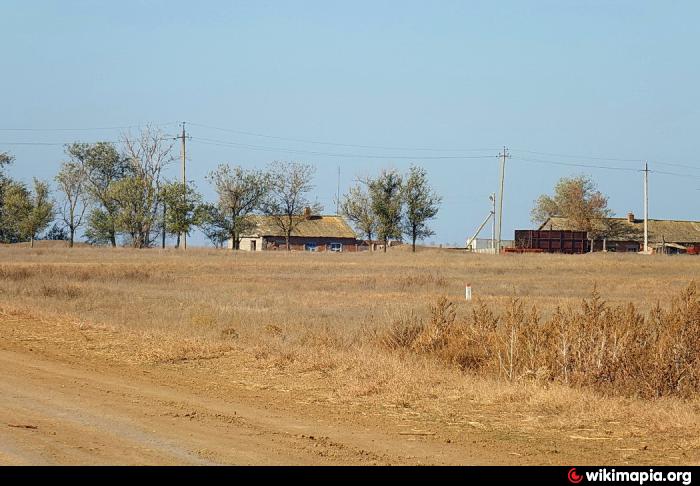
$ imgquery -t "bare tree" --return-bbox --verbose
[55,160,88,247]
[118,127,175,247]
[264,161,322,251]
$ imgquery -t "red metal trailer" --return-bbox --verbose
[514,230,590,254]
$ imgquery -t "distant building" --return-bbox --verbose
[232,213,359,252]
[538,213,700,253]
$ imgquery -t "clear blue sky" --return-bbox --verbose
[2,1,699,246]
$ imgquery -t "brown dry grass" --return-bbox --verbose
[1,246,699,462]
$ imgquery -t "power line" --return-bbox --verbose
[0,121,178,132]
[189,136,498,160]
[513,156,639,172]
[511,148,700,172]
[187,121,497,153]
[1,137,176,147]
[513,156,700,180]
[511,148,642,163]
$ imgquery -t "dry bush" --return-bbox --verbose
[0,265,33,281]
[396,272,448,289]
[39,283,82,299]
[380,283,700,399]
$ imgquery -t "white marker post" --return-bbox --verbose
[465,283,472,301]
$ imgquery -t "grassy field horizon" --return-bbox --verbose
[1,247,698,464]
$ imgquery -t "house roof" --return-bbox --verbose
[539,216,700,243]
[243,215,357,239]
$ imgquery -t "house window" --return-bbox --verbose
[305,242,318,252]
[329,242,343,252]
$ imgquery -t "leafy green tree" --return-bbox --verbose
[196,203,230,248]
[263,161,321,251]
[42,223,68,241]
[0,152,18,243]
[67,142,126,247]
[532,175,617,248]
[368,169,403,252]
[84,208,117,246]
[159,181,203,248]
[340,183,377,248]
[402,165,441,252]
[55,160,88,247]
[3,178,54,248]
[108,176,156,248]
[207,164,270,250]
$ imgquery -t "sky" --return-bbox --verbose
[1,1,699,246]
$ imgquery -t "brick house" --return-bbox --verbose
[232,214,359,252]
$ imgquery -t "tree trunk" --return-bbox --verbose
[110,233,117,248]
[383,238,388,253]
[412,229,417,253]
[69,228,75,248]
[30,236,34,249]
[175,233,181,249]
[285,233,291,251]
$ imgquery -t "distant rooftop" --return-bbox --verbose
[539,216,700,243]
[243,215,357,239]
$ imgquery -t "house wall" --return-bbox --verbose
[239,237,264,252]
[261,236,359,252]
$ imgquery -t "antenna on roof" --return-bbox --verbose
[336,166,341,215]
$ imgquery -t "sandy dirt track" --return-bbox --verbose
[1,305,697,466]
[0,347,482,465]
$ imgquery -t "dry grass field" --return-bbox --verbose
[0,246,699,465]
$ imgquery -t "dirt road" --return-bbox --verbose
[0,347,483,465]
[1,306,696,465]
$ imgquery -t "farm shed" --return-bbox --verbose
[538,214,700,253]
[232,214,359,252]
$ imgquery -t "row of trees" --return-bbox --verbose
[1,131,443,251]
[340,166,441,252]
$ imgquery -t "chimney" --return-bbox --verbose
[627,212,635,223]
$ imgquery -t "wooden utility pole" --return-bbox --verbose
[490,192,496,252]
[643,162,649,254]
[496,147,509,253]
[177,122,187,250]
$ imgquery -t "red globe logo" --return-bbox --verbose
[568,468,583,484]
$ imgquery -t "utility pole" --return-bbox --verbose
[496,147,509,253]
[177,122,187,250]
[643,162,649,254]
[489,193,496,253]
